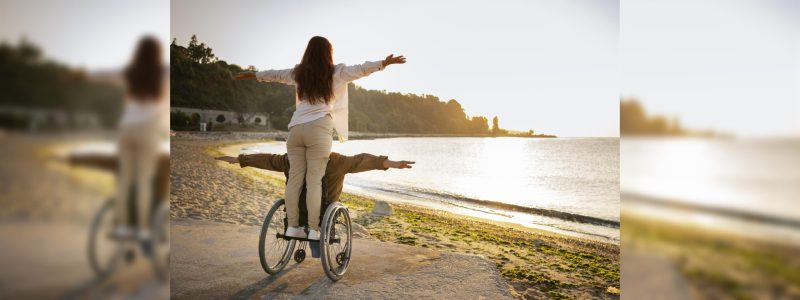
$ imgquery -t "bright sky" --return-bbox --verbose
[0,0,170,70]
[622,0,800,137]
[172,0,620,137]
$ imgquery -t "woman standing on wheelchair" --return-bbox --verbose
[115,36,168,242]
[235,36,405,240]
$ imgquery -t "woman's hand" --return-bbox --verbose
[383,54,406,67]
[383,160,415,169]
[233,72,255,80]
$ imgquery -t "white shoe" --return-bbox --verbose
[307,229,320,241]
[136,228,152,241]
[285,226,307,239]
[112,226,135,240]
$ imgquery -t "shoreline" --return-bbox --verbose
[623,191,800,234]
[219,141,620,244]
[191,139,620,299]
[173,130,559,141]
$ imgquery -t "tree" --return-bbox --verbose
[170,111,190,129]
[492,116,500,134]
[187,35,216,64]
[0,38,123,128]
[621,98,688,136]
[170,35,504,135]
[469,116,489,134]
[18,37,42,63]
[191,113,201,126]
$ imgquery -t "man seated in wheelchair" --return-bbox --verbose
[215,152,413,232]
[70,155,169,225]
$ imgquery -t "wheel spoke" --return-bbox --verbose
[322,208,351,275]
[260,201,296,273]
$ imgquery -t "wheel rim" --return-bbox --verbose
[261,201,295,272]
[152,203,170,280]
[89,200,122,277]
[323,207,351,276]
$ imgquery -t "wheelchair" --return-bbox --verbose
[88,197,170,281]
[71,153,170,281]
[258,198,353,281]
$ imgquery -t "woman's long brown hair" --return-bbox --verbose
[293,36,335,105]
[124,36,164,101]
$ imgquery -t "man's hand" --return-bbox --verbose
[215,156,239,164]
[233,72,255,80]
[383,159,414,169]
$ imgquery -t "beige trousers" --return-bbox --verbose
[285,115,333,230]
[116,122,161,232]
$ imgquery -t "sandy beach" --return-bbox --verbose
[170,135,620,299]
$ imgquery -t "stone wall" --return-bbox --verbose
[170,107,269,126]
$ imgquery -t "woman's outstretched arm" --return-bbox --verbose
[233,68,295,85]
[382,54,406,67]
[338,54,406,82]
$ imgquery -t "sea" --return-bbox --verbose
[242,137,621,243]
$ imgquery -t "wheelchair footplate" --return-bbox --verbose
[276,232,340,243]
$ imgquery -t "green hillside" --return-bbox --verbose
[170,35,492,134]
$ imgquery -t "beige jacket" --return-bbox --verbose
[238,152,388,204]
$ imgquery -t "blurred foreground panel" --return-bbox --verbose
[620,0,800,297]
[0,0,169,298]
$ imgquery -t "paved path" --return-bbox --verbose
[621,247,692,299]
[171,219,515,299]
[0,221,168,299]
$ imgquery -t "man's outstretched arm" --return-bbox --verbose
[214,153,288,172]
[342,153,414,174]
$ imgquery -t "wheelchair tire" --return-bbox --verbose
[320,202,352,281]
[150,202,170,282]
[88,199,123,278]
[258,199,296,274]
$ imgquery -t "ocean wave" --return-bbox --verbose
[622,191,800,229]
[350,181,620,228]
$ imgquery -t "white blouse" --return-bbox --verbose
[256,60,384,142]
[119,99,169,136]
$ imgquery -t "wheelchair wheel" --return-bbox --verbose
[258,199,296,274]
[150,202,170,282]
[294,241,307,263]
[88,199,123,278]
[294,249,306,263]
[320,202,352,281]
